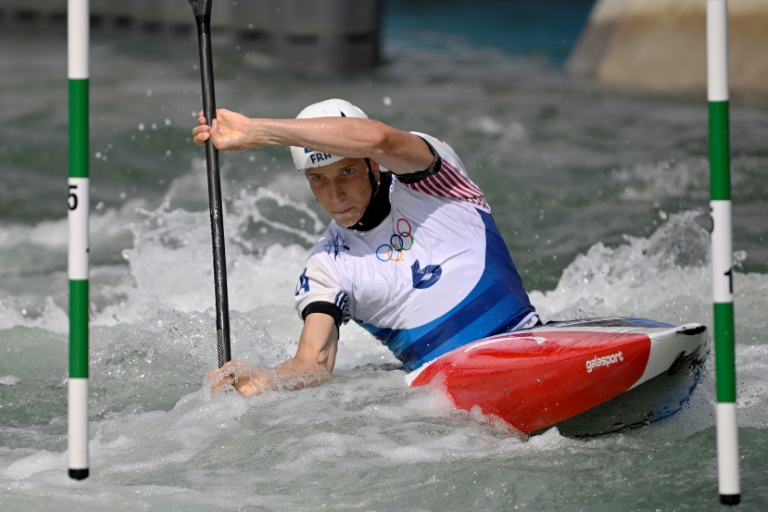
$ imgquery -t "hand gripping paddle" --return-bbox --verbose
[187,0,231,367]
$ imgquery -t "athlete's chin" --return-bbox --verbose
[332,211,363,227]
[335,218,360,228]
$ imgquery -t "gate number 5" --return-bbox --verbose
[68,184,78,211]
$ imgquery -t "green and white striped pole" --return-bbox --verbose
[68,0,90,481]
[707,0,740,505]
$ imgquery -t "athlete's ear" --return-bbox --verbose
[367,159,381,180]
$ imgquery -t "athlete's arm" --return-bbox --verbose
[192,109,435,175]
[208,312,338,397]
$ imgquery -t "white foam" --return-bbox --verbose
[531,211,715,325]
[0,375,20,386]
[610,159,709,202]
[2,450,66,480]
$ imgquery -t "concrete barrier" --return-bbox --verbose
[0,0,380,71]
[0,0,66,25]
[89,1,135,30]
[87,0,229,34]
[233,0,382,72]
[568,0,768,100]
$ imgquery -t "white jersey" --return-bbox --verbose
[294,132,536,371]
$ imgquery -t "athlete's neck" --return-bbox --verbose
[348,171,393,232]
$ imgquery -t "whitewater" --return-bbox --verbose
[1,4,767,510]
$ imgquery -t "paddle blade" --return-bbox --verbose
[188,0,212,17]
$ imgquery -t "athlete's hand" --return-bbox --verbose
[192,108,254,151]
[208,360,272,397]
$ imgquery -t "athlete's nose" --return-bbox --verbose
[330,181,346,203]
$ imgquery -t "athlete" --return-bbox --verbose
[192,99,538,397]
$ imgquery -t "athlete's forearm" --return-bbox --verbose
[209,359,331,397]
[273,359,333,390]
[245,116,433,173]
[246,117,388,156]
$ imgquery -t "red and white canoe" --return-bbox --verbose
[406,317,708,436]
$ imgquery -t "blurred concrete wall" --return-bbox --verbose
[0,0,381,72]
[568,0,768,100]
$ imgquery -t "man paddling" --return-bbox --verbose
[192,99,538,396]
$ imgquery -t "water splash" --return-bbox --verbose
[531,210,714,326]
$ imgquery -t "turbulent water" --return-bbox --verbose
[1,3,767,511]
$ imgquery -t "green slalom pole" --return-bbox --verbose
[707,0,740,505]
[68,0,90,481]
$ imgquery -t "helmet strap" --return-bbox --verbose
[365,158,380,196]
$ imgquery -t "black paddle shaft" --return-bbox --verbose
[189,0,231,367]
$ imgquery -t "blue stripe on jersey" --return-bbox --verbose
[357,210,534,371]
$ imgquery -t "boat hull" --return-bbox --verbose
[406,318,708,436]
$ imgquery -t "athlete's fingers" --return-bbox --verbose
[231,378,263,397]
[207,366,223,379]
[193,129,210,147]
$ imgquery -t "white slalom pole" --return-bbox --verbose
[707,0,740,505]
[68,0,90,481]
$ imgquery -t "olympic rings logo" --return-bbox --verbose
[376,218,415,262]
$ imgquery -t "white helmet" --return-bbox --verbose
[290,99,368,171]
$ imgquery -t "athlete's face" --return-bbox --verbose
[306,158,380,228]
